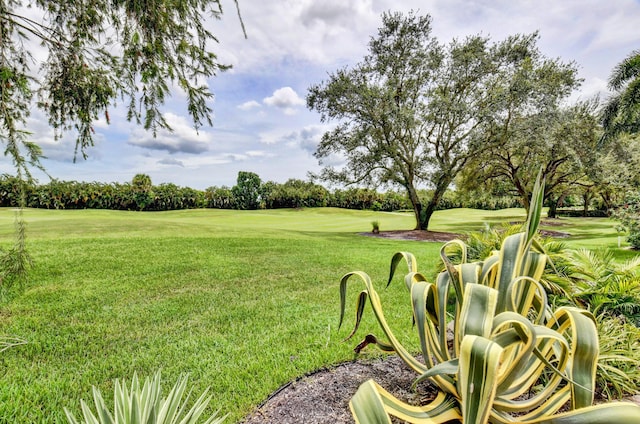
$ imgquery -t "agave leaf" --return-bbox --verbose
[523,402,640,424]
[411,280,434,361]
[459,262,482,289]
[492,387,571,422]
[339,271,371,331]
[340,271,427,374]
[350,380,392,424]
[490,311,536,393]
[344,290,369,341]
[80,399,101,424]
[525,170,545,247]
[387,251,417,289]
[439,241,466,306]
[551,307,598,409]
[350,379,462,424]
[458,284,498,340]
[434,271,453,362]
[404,271,429,296]
[458,335,503,424]
[413,359,460,390]
[506,276,547,322]
[480,254,500,286]
[91,386,114,424]
[411,280,458,394]
[495,232,528,313]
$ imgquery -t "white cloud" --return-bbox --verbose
[127,113,213,154]
[237,100,261,110]
[263,87,305,115]
[246,150,272,158]
[215,0,378,69]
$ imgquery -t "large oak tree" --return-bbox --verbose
[459,101,601,217]
[307,11,579,230]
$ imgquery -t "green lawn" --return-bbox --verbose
[0,207,635,422]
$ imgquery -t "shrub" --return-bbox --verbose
[204,186,235,209]
[596,315,640,399]
[339,176,640,423]
[64,371,225,424]
[554,248,640,325]
[371,220,380,234]
[614,192,640,249]
[232,171,262,210]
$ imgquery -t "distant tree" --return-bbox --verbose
[132,174,153,192]
[577,134,640,214]
[263,179,329,209]
[204,186,235,209]
[602,50,640,142]
[0,0,244,176]
[460,101,601,217]
[131,173,153,210]
[307,11,579,230]
[232,171,262,210]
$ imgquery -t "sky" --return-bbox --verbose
[4,0,640,189]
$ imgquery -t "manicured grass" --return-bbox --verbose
[0,207,636,422]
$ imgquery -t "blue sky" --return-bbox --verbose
[5,0,640,189]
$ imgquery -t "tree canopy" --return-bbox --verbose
[307,11,580,230]
[460,100,601,217]
[0,0,243,177]
[602,50,640,142]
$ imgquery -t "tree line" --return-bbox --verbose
[0,171,527,213]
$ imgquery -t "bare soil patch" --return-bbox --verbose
[360,230,462,242]
[240,356,436,424]
[361,228,570,242]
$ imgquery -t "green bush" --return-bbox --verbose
[232,171,262,210]
[614,192,640,249]
[596,315,640,399]
[204,186,235,209]
[554,248,640,325]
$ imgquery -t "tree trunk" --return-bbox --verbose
[582,192,592,217]
[419,182,449,230]
[420,201,437,230]
[406,183,423,230]
[547,198,558,218]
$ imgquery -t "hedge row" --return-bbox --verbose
[0,174,522,212]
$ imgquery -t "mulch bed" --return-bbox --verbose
[240,356,435,424]
[360,230,462,242]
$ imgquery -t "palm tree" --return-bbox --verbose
[602,50,640,142]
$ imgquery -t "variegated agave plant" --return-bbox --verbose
[339,176,640,423]
[64,371,225,424]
